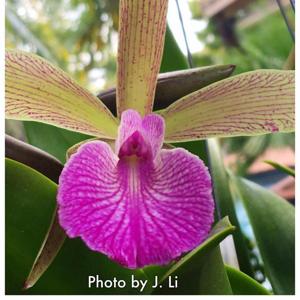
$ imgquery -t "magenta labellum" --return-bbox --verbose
[57,109,214,269]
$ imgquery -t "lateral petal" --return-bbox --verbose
[5,50,119,138]
[161,70,295,142]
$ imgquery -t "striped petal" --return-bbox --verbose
[5,50,119,138]
[160,70,295,142]
[57,110,214,269]
[117,0,168,117]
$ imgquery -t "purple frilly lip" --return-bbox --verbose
[57,109,215,269]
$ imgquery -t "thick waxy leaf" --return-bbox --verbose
[117,0,168,116]
[264,160,295,177]
[231,176,295,295]
[161,70,295,142]
[153,217,235,294]
[160,25,189,72]
[5,158,57,293]
[168,247,232,295]
[6,158,147,295]
[225,265,271,295]
[8,130,94,289]
[207,138,253,276]
[5,50,118,138]
[5,136,66,289]
[99,64,235,115]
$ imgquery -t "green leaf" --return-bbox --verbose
[160,70,295,142]
[155,249,232,295]
[207,138,254,276]
[117,0,168,116]
[5,158,147,295]
[231,176,295,295]
[225,265,271,295]
[24,122,90,163]
[160,26,189,71]
[264,160,295,177]
[6,7,56,62]
[5,136,66,290]
[153,217,235,294]
[7,129,85,287]
[5,158,57,293]
[5,49,119,138]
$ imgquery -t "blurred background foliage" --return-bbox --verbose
[5,0,295,176]
[6,0,119,91]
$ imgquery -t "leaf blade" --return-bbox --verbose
[161,70,295,142]
[231,176,295,294]
[264,160,295,177]
[23,121,90,163]
[207,138,254,276]
[5,158,58,293]
[5,136,67,290]
[225,265,271,295]
[5,50,118,138]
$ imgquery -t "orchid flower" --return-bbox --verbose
[5,0,294,270]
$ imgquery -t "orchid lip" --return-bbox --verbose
[57,109,215,269]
